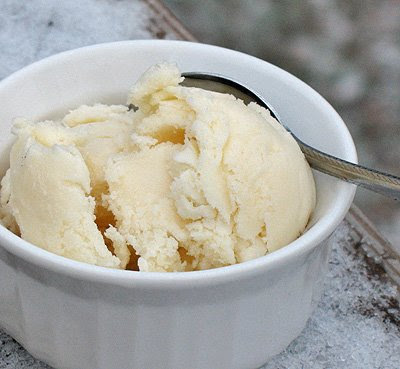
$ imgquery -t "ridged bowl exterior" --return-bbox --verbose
[0,236,332,369]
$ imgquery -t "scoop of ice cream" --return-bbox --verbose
[0,62,316,271]
[6,130,120,268]
[125,63,316,270]
[0,106,136,268]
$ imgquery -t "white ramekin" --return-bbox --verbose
[0,40,356,369]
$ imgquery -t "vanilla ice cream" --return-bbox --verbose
[0,63,316,271]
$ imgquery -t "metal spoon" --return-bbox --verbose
[180,72,400,200]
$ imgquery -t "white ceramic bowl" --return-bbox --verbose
[0,40,356,369]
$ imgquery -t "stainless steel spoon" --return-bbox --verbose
[180,72,400,200]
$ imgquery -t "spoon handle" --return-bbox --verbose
[297,140,400,200]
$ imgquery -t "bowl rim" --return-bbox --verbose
[0,40,357,288]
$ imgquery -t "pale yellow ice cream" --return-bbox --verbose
[0,63,316,271]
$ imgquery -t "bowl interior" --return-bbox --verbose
[0,40,356,278]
